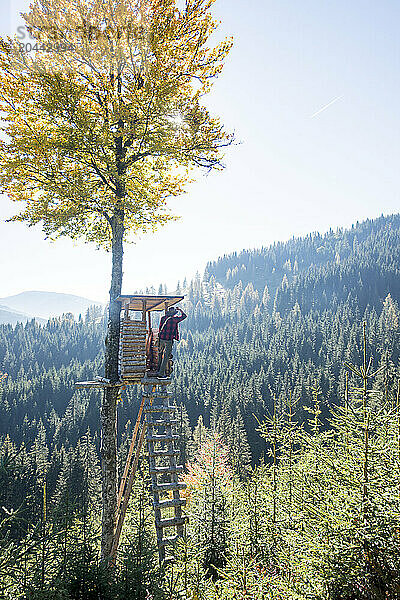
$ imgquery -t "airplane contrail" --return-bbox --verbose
[310,95,344,119]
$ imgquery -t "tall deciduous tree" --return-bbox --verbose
[0,0,233,559]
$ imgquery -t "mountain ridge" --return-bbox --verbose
[0,290,105,321]
[0,304,46,326]
[205,213,400,311]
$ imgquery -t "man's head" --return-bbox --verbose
[166,307,178,316]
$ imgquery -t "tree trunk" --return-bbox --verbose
[101,211,124,561]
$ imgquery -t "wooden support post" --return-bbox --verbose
[115,394,146,515]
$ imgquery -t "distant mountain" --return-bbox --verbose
[0,291,104,320]
[0,304,46,326]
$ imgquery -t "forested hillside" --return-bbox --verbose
[2,214,400,598]
[1,214,400,470]
[206,213,400,305]
[176,213,400,464]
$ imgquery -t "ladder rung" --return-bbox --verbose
[147,436,179,442]
[142,378,171,384]
[154,498,186,509]
[150,465,184,475]
[143,394,173,399]
[145,406,176,412]
[156,516,188,529]
[160,535,180,546]
[153,482,187,492]
[149,450,180,457]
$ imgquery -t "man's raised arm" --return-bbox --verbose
[175,308,187,322]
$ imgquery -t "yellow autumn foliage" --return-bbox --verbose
[0,0,233,247]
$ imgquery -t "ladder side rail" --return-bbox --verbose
[110,420,147,564]
[116,393,146,514]
[116,384,156,513]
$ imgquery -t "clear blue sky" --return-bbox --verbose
[1,0,399,301]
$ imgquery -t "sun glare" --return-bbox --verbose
[168,111,186,129]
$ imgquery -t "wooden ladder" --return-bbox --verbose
[110,380,187,565]
[144,382,187,563]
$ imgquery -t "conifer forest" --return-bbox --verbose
[2,213,400,599]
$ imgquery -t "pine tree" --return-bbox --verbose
[183,433,232,580]
[192,415,209,453]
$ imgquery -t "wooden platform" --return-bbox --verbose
[76,295,179,403]
[75,375,172,389]
[74,380,124,389]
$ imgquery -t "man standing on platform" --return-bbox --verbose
[157,306,187,379]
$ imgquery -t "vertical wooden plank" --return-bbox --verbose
[124,299,129,321]
[142,299,147,324]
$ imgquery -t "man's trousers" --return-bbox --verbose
[158,339,173,376]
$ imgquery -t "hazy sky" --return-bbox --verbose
[0,0,399,301]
